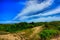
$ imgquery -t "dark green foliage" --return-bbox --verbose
[39,21,60,40]
[0,21,60,40]
[44,21,60,30]
[39,29,59,40]
[0,21,60,33]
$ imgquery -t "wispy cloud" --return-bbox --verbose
[27,16,60,22]
[16,6,60,21]
[8,0,60,23]
[1,0,60,24]
[13,0,54,20]
[41,6,60,16]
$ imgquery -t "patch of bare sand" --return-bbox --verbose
[28,26,43,40]
[51,36,60,40]
[0,34,22,40]
[29,26,43,38]
[16,26,43,40]
[0,26,43,40]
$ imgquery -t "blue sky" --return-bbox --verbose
[0,0,60,24]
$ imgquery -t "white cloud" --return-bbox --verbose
[1,16,60,24]
[13,0,54,20]
[41,6,60,16]
[27,16,60,22]
[16,6,60,20]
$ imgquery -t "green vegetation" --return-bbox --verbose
[0,21,60,40]
[39,29,59,40]
[0,22,44,32]
[39,21,60,40]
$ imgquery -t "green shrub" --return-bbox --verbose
[57,26,60,31]
[0,21,60,33]
[39,29,59,40]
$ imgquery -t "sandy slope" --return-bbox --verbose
[0,34,21,40]
[0,26,43,40]
[29,26,43,38]
[50,36,60,40]
[0,26,60,40]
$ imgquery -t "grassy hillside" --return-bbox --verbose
[0,21,60,40]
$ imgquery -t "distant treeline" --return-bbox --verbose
[0,21,60,32]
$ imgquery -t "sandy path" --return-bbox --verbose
[51,36,60,40]
[0,34,21,40]
[29,26,43,38]
[0,26,43,40]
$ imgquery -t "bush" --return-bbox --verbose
[39,29,59,40]
[0,21,60,33]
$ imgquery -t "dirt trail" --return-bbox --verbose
[29,26,43,38]
[0,34,21,40]
[0,26,43,40]
[50,36,60,40]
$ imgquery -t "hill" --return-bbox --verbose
[0,21,60,40]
